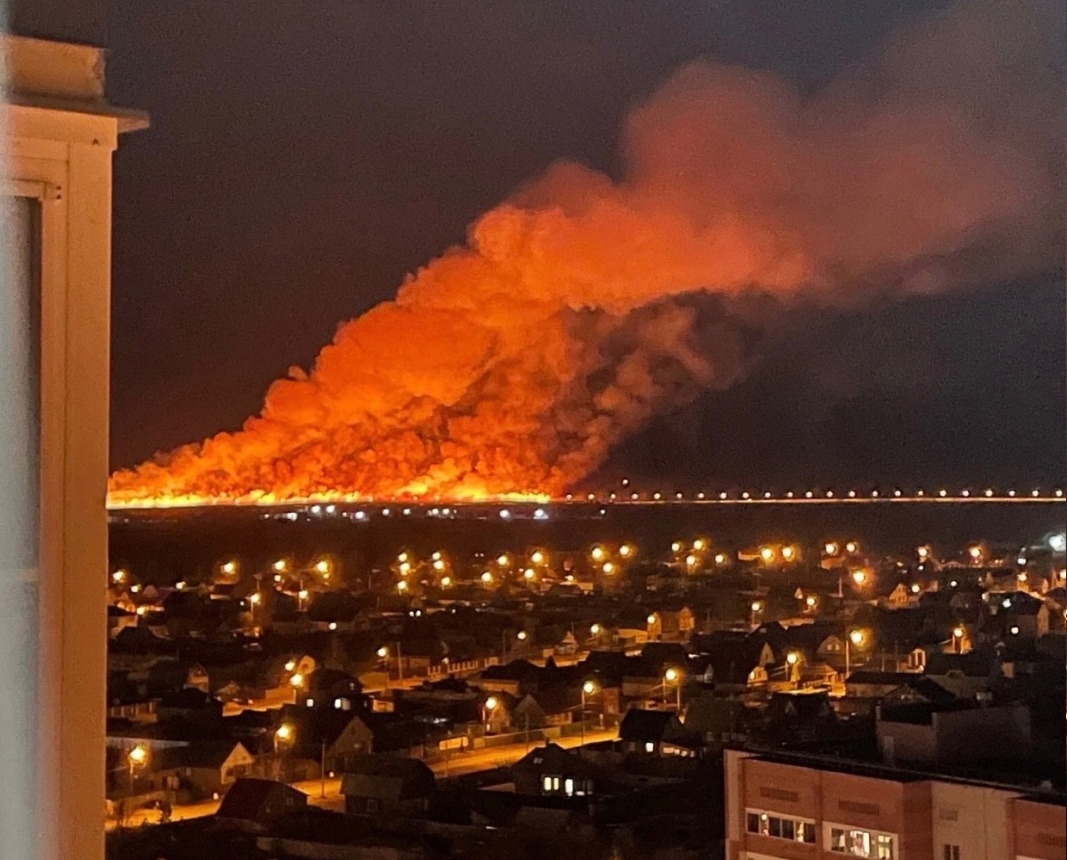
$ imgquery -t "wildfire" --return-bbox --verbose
[108,1,1059,508]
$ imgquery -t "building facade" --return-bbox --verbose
[2,4,145,858]
[725,749,1066,860]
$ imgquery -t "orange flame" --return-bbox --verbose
[109,2,1060,508]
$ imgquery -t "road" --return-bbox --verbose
[111,727,617,829]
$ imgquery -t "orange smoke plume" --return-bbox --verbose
[109,0,1061,506]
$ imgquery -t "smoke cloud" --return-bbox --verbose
[110,0,1063,504]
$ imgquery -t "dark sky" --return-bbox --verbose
[105,0,1065,486]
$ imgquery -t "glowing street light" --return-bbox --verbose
[759,546,775,563]
[441,576,452,588]
[481,571,493,584]
[590,546,606,562]
[685,554,698,569]
[824,542,839,556]
[671,541,683,553]
[845,541,858,554]
[968,545,983,562]
[590,623,602,636]
[845,629,867,678]
[517,630,528,641]
[272,559,287,573]
[285,659,297,672]
[432,559,445,572]
[805,595,817,610]
[523,568,536,581]
[531,550,545,565]
[289,673,305,689]
[497,554,509,567]
[714,553,727,565]
[602,562,615,575]
[377,646,389,659]
[431,551,442,561]
[692,539,706,552]
[398,562,411,575]
[663,667,683,710]
[952,626,965,653]
[851,569,868,585]
[397,552,409,563]
[314,558,330,576]
[619,544,633,558]
[111,569,126,584]
[221,560,237,576]
[580,679,599,745]
[248,592,262,606]
[781,546,795,561]
[396,580,408,593]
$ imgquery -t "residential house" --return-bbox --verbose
[512,743,600,798]
[215,778,308,833]
[151,740,255,797]
[340,755,435,815]
[619,709,688,756]
[924,651,999,698]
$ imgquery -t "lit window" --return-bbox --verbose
[542,776,552,793]
[564,778,574,796]
[746,810,816,844]
[829,826,895,859]
[644,741,655,753]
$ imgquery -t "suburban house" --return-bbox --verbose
[151,740,255,797]
[215,778,308,833]
[619,709,688,756]
[512,743,600,798]
[340,755,436,815]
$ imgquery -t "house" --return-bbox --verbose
[215,778,308,833]
[682,696,748,746]
[340,755,435,815]
[758,690,840,746]
[924,651,998,698]
[992,592,1051,639]
[512,743,600,798]
[619,709,687,755]
[151,740,255,797]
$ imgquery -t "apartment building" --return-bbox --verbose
[725,748,1065,860]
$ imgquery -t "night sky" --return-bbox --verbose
[104,1,1065,487]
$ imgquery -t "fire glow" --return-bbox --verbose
[108,1,1060,508]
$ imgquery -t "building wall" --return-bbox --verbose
[725,751,1065,860]
[930,782,1015,860]
[1010,798,1067,860]
[2,33,144,860]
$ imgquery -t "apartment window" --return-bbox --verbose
[0,193,41,860]
[943,845,960,860]
[829,825,896,859]
[746,809,817,843]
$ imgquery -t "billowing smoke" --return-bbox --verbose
[110,0,1062,505]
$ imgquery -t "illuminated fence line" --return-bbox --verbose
[108,487,1065,511]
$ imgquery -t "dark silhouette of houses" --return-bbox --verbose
[215,778,307,833]
[340,755,435,815]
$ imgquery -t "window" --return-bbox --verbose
[829,826,896,859]
[1,194,41,860]
[943,846,960,860]
[564,778,574,796]
[746,809,816,844]
[644,741,655,753]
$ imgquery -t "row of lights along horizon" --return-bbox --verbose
[109,486,1066,515]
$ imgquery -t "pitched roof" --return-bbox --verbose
[340,754,435,800]
[619,709,681,742]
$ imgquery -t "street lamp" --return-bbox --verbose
[845,629,867,679]
[785,651,801,687]
[128,744,148,790]
[483,696,500,733]
[952,626,965,653]
[750,601,763,628]
[581,680,598,747]
[759,546,775,563]
[274,724,294,780]
[664,667,683,711]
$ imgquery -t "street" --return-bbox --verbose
[111,727,617,829]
